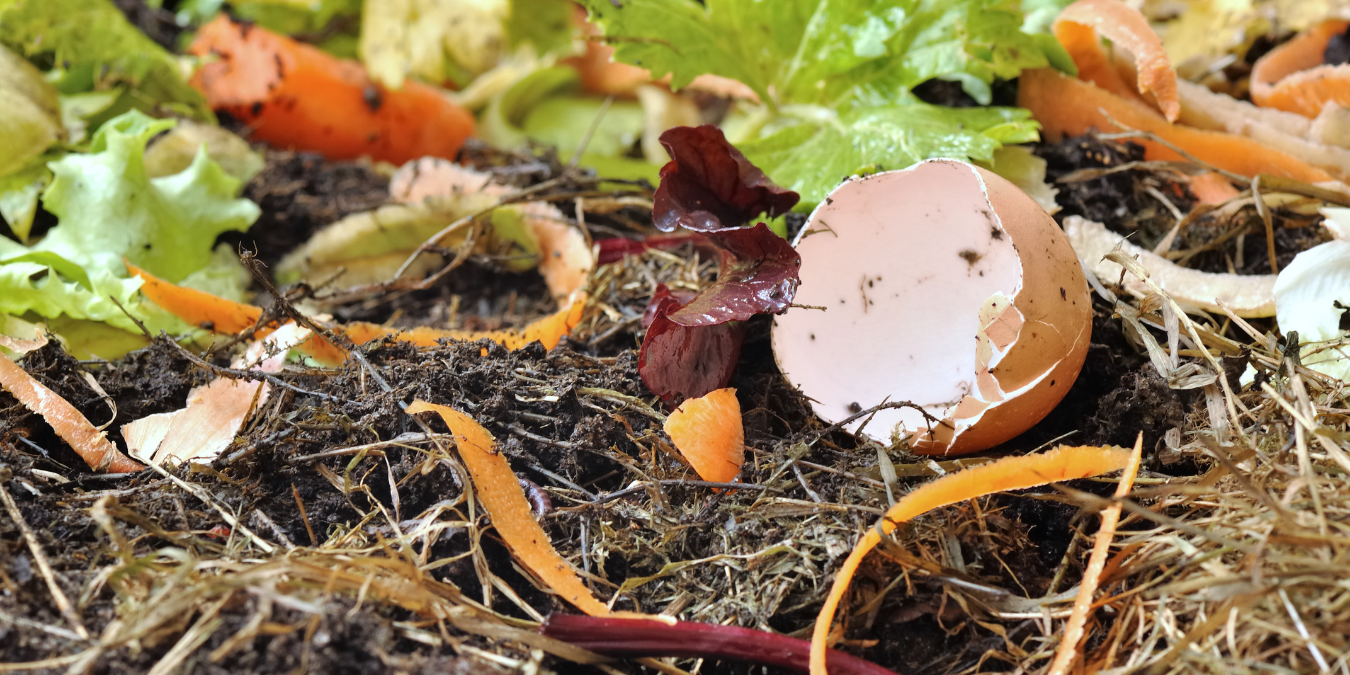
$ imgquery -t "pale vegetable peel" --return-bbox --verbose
[1064,216,1277,317]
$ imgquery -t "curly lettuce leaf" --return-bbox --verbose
[0,111,258,336]
[739,101,1039,205]
[40,111,259,283]
[0,0,212,120]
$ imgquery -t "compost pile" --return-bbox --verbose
[2,1,1349,674]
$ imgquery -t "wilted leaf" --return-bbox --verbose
[0,45,62,177]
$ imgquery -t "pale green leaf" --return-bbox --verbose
[739,102,1040,205]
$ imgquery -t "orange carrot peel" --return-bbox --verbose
[0,354,144,473]
[126,263,586,365]
[808,444,1134,675]
[1251,21,1350,118]
[1019,0,1334,183]
[340,291,588,352]
[128,261,262,335]
[188,16,474,164]
[406,400,611,616]
[1045,434,1143,675]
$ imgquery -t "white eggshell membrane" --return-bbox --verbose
[771,159,1091,455]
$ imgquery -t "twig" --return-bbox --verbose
[591,480,778,505]
[0,475,89,639]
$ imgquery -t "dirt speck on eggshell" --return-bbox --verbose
[771,159,1092,455]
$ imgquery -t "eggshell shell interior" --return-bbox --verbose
[771,159,1091,455]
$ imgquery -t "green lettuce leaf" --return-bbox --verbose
[0,0,212,120]
[578,0,1060,205]
[0,110,259,337]
[740,102,1039,205]
[580,0,1057,107]
[40,111,259,283]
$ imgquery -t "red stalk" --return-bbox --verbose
[540,614,900,675]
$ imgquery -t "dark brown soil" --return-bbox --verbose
[1,129,1228,675]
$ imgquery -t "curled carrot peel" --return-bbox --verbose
[341,292,588,352]
[406,400,611,616]
[1054,0,1179,121]
[1047,435,1143,675]
[1018,67,1335,183]
[1251,21,1350,118]
[808,445,1133,675]
[0,354,144,473]
[1021,0,1335,184]
[129,263,587,365]
[188,16,474,164]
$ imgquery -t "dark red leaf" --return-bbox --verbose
[639,287,745,407]
[665,223,801,327]
[540,614,901,675]
[653,125,799,232]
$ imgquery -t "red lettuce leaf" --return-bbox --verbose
[639,285,745,407]
[653,125,799,233]
[540,614,900,675]
[665,223,800,327]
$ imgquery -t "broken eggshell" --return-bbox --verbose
[771,159,1091,455]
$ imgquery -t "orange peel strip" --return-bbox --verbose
[1046,434,1144,675]
[0,354,144,473]
[405,400,611,616]
[1018,67,1335,183]
[808,444,1133,675]
[127,261,263,335]
[1251,21,1350,118]
[341,292,588,351]
[1054,0,1179,122]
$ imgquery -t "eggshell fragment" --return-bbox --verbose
[771,160,1091,455]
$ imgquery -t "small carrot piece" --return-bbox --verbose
[340,291,588,351]
[127,261,262,335]
[1186,172,1241,205]
[664,388,744,485]
[1046,435,1144,675]
[1018,67,1335,183]
[188,16,474,164]
[1054,0,1179,121]
[809,444,1133,675]
[1251,20,1350,118]
[405,400,611,616]
[0,354,144,473]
